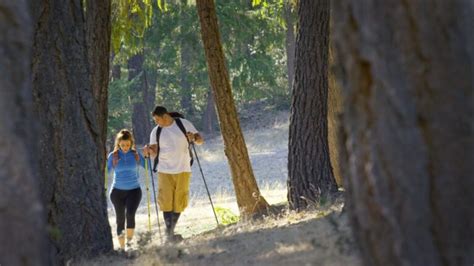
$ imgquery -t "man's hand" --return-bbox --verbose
[186,132,196,143]
[142,145,150,157]
[143,144,158,158]
[187,132,204,145]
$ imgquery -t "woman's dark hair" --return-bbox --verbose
[152,106,168,117]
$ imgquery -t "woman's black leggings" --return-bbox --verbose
[110,187,142,236]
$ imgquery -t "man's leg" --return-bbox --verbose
[162,211,174,238]
[170,172,191,241]
[158,173,175,240]
[171,212,181,238]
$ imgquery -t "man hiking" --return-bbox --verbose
[144,106,204,242]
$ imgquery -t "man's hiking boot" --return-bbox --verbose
[172,234,183,242]
[165,233,183,244]
[163,211,183,244]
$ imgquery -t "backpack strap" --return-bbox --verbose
[112,150,139,168]
[174,118,187,138]
[175,118,194,166]
[152,126,163,172]
[112,150,119,167]
[131,150,140,162]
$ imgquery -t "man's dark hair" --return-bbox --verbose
[152,106,168,116]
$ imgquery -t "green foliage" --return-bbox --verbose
[111,0,161,55]
[215,1,288,105]
[215,206,240,225]
[107,76,134,142]
[108,0,291,136]
[156,0,168,11]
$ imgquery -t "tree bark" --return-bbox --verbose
[287,0,338,211]
[86,0,111,176]
[128,53,152,145]
[284,1,296,93]
[32,0,113,263]
[332,1,474,265]
[196,0,271,218]
[0,1,48,265]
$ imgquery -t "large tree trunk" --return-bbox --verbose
[196,0,271,218]
[32,0,113,263]
[284,1,296,93]
[287,0,338,211]
[128,53,151,145]
[0,1,48,265]
[332,1,474,265]
[86,0,111,174]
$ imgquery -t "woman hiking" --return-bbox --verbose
[107,129,145,250]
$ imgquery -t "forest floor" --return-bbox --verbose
[77,108,362,266]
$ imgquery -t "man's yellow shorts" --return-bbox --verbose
[157,172,191,212]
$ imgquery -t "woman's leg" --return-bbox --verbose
[110,188,126,249]
[125,188,142,243]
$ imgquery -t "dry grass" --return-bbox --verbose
[75,195,361,266]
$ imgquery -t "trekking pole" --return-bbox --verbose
[144,159,152,232]
[147,157,163,243]
[191,143,219,226]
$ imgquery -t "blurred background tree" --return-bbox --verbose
[107,0,291,147]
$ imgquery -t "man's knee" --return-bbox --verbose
[174,190,189,212]
[158,189,174,212]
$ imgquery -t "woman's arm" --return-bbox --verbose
[106,153,114,172]
[137,150,146,168]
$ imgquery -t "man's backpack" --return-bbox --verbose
[153,112,194,172]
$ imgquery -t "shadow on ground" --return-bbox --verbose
[135,206,362,266]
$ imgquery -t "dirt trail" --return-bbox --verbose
[78,200,362,266]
